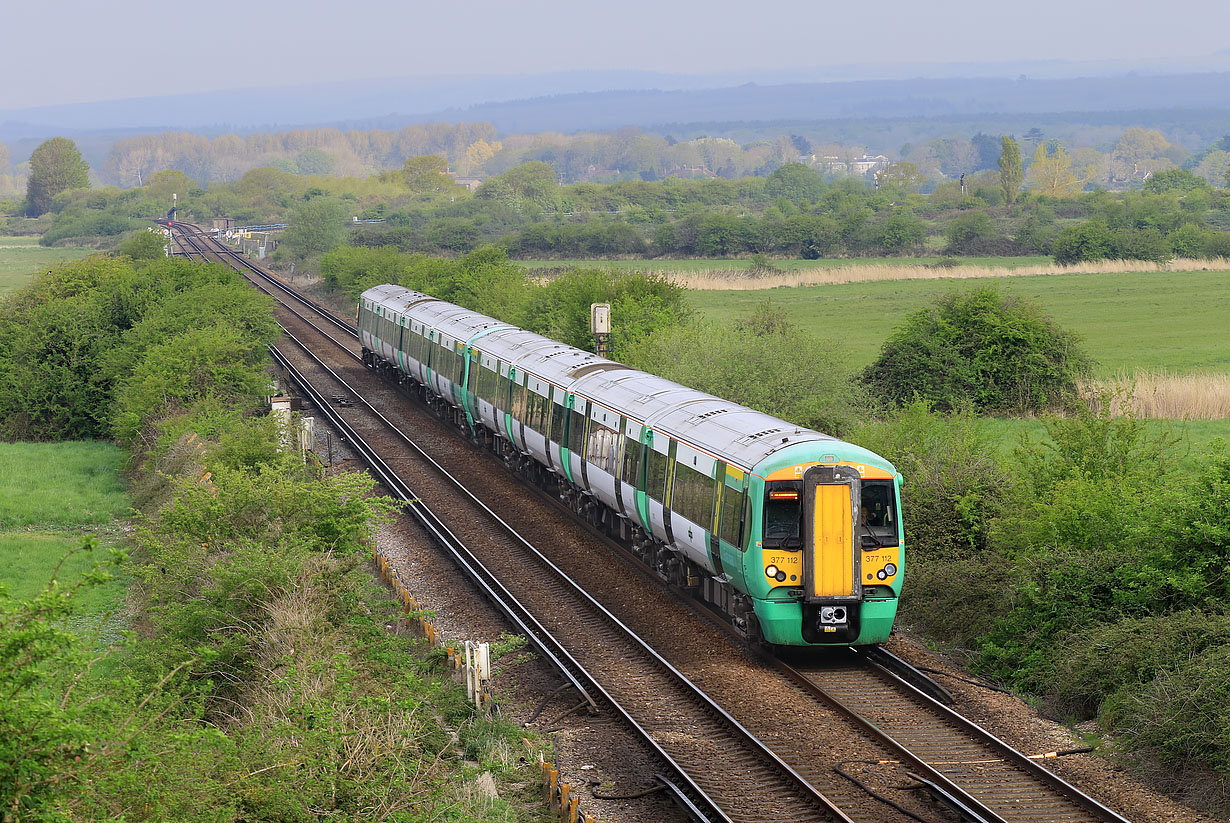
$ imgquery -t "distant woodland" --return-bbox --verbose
[3,114,1230,200]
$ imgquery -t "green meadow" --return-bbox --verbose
[0,236,93,293]
[687,268,1230,377]
[0,441,129,620]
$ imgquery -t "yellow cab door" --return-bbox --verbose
[802,465,861,603]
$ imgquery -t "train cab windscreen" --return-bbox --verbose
[763,481,803,549]
[860,481,898,547]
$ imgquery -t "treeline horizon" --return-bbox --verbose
[3,110,1230,201]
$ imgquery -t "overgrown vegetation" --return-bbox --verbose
[321,244,692,359]
[0,256,549,821]
[856,403,1230,811]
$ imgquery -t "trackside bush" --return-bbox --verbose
[851,402,1014,645]
[623,303,866,436]
[860,286,1091,414]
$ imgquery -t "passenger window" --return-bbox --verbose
[478,365,496,401]
[569,408,588,455]
[719,484,745,547]
[673,463,716,527]
[549,400,566,444]
[511,382,527,422]
[497,370,511,409]
[585,422,619,473]
[622,436,642,486]
[646,447,668,501]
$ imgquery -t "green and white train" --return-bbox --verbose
[358,284,903,646]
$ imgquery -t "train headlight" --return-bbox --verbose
[765,564,779,578]
[884,563,897,576]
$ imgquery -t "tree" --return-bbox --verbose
[1110,128,1174,181]
[970,133,1001,171]
[117,229,169,260]
[295,147,335,175]
[997,137,1023,206]
[1191,151,1230,188]
[401,155,452,193]
[860,286,1090,414]
[476,161,560,213]
[1026,144,1081,197]
[26,137,90,215]
[764,163,826,204]
[1051,221,1114,264]
[1142,168,1209,194]
[282,197,348,259]
[876,161,924,193]
[0,140,9,174]
[624,304,866,436]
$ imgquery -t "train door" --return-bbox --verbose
[801,464,862,638]
[509,368,528,452]
[621,420,647,530]
[645,430,671,543]
[547,385,571,482]
[462,347,478,428]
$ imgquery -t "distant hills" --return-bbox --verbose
[3,59,1230,163]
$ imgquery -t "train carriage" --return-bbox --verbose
[358,286,903,647]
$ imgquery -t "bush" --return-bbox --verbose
[1047,611,1230,720]
[851,403,1014,646]
[117,228,170,260]
[623,303,867,436]
[524,267,691,358]
[853,402,1010,561]
[1052,220,1115,264]
[860,286,1091,414]
[944,211,995,254]
[1053,220,1175,264]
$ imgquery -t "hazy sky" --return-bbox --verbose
[4,0,1229,110]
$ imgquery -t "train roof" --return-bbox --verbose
[360,285,885,476]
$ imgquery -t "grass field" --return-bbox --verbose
[0,442,129,621]
[0,236,93,294]
[516,255,1053,273]
[977,417,1227,469]
[687,268,1230,377]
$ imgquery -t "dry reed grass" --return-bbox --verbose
[1084,371,1230,420]
[665,257,1230,290]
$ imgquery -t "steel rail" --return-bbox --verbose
[269,327,854,823]
[775,653,1132,823]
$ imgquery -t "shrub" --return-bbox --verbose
[860,286,1091,414]
[524,267,691,358]
[624,303,866,436]
[1052,220,1115,264]
[1047,611,1230,720]
[852,402,1011,561]
[944,211,995,254]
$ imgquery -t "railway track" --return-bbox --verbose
[168,221,1133,823]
